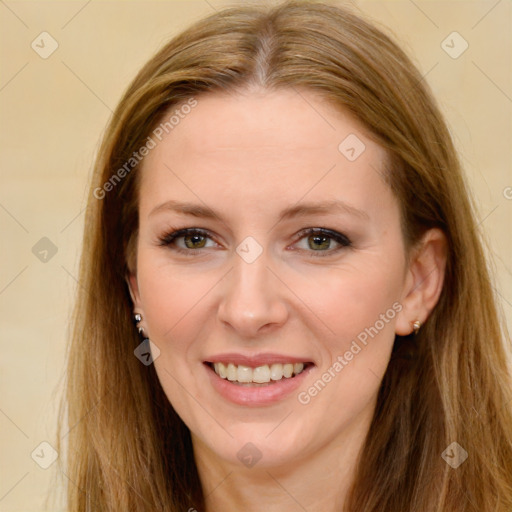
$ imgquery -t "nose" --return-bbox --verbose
[217,250,289,338]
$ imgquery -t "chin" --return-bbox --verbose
[195,419,317,470]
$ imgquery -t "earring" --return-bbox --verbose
[413,320,421,334]
[133,313,146,338]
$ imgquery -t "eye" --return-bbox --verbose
[158,228,218,255]
[157,227,352,257]
[293,228,352,257]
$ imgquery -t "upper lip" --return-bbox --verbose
[204,352,314,367]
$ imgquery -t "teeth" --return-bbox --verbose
[270,363,283,381]
[253,365,271,383]
[227,363,237,381]
[212,362,307,384]
[217,362,227,379]
[237,365,252,383]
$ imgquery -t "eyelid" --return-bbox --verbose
[157,226,352,257]
[157,227,219,248]
[293,227,351,247]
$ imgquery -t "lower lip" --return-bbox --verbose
[205,364,313,406]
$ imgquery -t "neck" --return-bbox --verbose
[193,398,376,512]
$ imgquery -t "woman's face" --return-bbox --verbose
[129,87,413,469]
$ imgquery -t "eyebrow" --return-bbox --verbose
[149,199,369,222]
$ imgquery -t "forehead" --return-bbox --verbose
[138,88,394,220]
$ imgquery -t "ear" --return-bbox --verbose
[126,271,143,310]
[395,228,448,335]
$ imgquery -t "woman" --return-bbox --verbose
[58,1,512,510]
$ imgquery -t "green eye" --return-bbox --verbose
[158,227,352,258]
[182,233,208,249]
[295,228,352,257]
[159,228,214,252]
[307,233,331,251]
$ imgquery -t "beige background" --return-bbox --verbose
[1,0,510,510]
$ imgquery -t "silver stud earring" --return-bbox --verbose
[133,313,147,339]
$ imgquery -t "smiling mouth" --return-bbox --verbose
[206,362,313,386]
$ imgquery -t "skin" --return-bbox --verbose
[127,87,447,511]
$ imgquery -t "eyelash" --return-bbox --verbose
[157,227,352,258]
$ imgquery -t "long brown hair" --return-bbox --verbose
[57,1,512,510]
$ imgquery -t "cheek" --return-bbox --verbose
[292,259,403,416]
[291,268,401,433]
[299,261,403,348]
[136,255,214,421]
[136,253,213,344]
